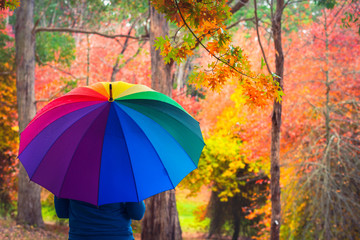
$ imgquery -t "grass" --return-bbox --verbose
[41,204,57,222]
[41,194,68,226]
[42,204,68,226]
[176,188,210,234]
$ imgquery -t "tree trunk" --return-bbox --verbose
[149,8,172,95]
[86,34,90,85]
[323,12,331,240]
[15,0,44,227]
[141,6,181,240]
[270,0,284,239]
[232,213,240,240]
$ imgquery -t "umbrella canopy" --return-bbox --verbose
[18,81,204,206]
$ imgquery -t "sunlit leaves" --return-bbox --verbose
[178,78,270,238]
[181,79,270,200]
[150,0,282,106]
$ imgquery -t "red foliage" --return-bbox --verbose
[172,88,201,118]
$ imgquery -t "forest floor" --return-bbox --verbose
[0,218,68,240]
[0,218,211,240]
[0,188,215,239]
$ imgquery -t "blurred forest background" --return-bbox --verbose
[0,0,359,239]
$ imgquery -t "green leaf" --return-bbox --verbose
[154,36,167,51]
[261,57,265,70]
[36,32,76,67]
[183,33,196,46]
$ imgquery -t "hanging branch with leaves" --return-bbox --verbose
[150,0,283,106]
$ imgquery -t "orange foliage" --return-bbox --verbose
[151,0,283,106]
[0,9,18,209]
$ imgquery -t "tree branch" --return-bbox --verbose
[254,0,272,74]
[36,81,75,103]
[111,41,147,82]
[35,53,84,81]
[34,27,149,40]
[226,17,256,29]
[174,0,254,79]
[230,0,250,14]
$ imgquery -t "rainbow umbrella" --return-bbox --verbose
[18,81,204,206]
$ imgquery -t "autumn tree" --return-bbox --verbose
[281,4,360,239]
[181,86,270,239]
[0,9,17,216]
[138,1,358,239]
[15,0,44,226]
[148,1,286,239]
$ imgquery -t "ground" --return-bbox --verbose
[0,188,215,239]
[0,218,68,240]
[0,218,210,240]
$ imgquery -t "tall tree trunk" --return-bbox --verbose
[86,34,90,85]
[141,6,182,240]
[232,213,240,240]
[323,11,331,240]
[15,0,44,227]
[270,0,284,239]
[148,6,173,95]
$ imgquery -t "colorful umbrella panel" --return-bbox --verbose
[18,81,204,206]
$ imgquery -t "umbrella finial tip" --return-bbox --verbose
[109,84,114,102]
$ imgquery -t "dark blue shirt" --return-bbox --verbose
[54,196,145,240]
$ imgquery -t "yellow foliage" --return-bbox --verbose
[181,80,269,201]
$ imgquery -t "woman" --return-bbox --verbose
[55,196,146,240]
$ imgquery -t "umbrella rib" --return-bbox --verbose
[19,101,105,154]
[57,104,109,199]
[117,103,201,171]
[119,99,205,145]
[113,106,140,202]
[25,96,106,132]
[118,100,205,166]
[116,91,185,111]
[114,103,177,190]
[28,103,106,183]
[96,106,111,206]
